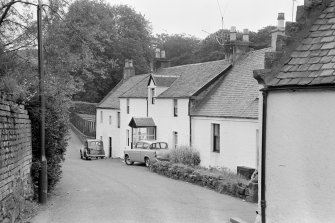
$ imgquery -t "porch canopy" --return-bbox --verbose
[128,117,156,128]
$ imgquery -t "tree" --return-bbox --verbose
[250,25,276,49]
[56,0,153,102]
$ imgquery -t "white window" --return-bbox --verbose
[117,112,120,128]
[100,111,103,123]
[173,131,178,148]
[127,99,130,114]
[151,88,155,104]
[212,124,220,153]
[109,115,112,125]
[173,99,178,117]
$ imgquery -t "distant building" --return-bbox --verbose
[254,1,335,222]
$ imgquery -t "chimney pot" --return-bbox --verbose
[129,59,133,68]
[243,29,249,42]
[230,26,237,41]
[155,48,161,58]
[277,13,285,30]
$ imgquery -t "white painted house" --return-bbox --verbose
[254,1,335,222]
[118,56,231,156]
[97,31,268,171]
[191,48,270,170]
[96,60,148,158]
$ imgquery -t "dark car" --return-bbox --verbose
[124,140,169,167]
[80,139,105,160]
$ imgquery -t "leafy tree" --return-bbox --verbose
[250,25,276,49]
[58,0,153,102]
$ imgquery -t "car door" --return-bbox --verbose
[130,142,142,162]
[142,143,156,161]
[139,142,151,162]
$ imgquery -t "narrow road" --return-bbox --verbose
[31,130,257,223]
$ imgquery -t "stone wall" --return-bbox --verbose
[0,92,33,223]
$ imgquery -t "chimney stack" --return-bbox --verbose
[123,59,135,79]
[230,26,237,41]
[277,13,285,31]
[155,48,161,58]
[243,29,249,42]
[271,13,286,51]
[153,48,171,71]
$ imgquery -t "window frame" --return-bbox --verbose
[151,88,156,104]
[109,115,112,125]
[117,112,120,128]
[100,111,103,123]
[126,129,130,146]
[126,98,130,114]
[173,99,178,117]
[173,131,178,149]
[212,123,220,153]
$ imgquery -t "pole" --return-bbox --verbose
[38,0,47,204]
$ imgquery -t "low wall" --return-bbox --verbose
[0,92,33,222]
[70,123,94,144]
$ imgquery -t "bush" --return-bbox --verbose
[150,161,255,202]
[27,95,70,196]
[168,146,201,166]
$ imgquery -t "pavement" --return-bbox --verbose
[30,130,257,223]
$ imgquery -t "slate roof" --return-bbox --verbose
[120,75,151,98]
[120,60,231,98]
[151,75,178,87]
[158,60,231,98]
[97,74,149,109]
[269,0,335,87]
[129,117,156,128]
[191,48,270,119]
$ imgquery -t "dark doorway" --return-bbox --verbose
[109,137,112,158]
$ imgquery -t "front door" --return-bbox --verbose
[109,137,112,158]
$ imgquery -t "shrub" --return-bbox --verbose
[168,146,201,166]
[27,95,70,196]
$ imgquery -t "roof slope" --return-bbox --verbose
[152,75,178,87]
[158,60,231,98]
[97,74,149,109]
[120,60,231,98]
[269,1,335,87]
[191,48,270,119]
[120,75,151,98]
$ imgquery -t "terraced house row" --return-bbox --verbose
[96,27,269,172]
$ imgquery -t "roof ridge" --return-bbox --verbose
[160,59,229,70]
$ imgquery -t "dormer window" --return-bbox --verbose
[151,88,155,104]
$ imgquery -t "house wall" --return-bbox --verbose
[192,116,258,171]
[96,108,120,158]
[149,98,190,148]
[265,90,335,223]
[120,98,147,156]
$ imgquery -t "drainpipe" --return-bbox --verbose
[261,90,268,223]
[188,99,192,147]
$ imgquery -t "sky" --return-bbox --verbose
[107,0,303,39]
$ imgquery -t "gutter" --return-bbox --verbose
[261,90,268,223]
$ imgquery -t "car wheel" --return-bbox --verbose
[125,155,133,165]
[145,157,150,167]
[80,151,83,159]
[84,151,90,160]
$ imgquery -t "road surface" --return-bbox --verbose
[31,130,257,223]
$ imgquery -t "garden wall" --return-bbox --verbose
[0,92,33,222]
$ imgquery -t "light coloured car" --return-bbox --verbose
[124,140,169,167]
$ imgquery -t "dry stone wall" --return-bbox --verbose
[0,92,33,223]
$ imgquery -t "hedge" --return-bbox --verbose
[150,161,258,203]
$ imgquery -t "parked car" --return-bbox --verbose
[80,139,105,160]
[124,140,169,167]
